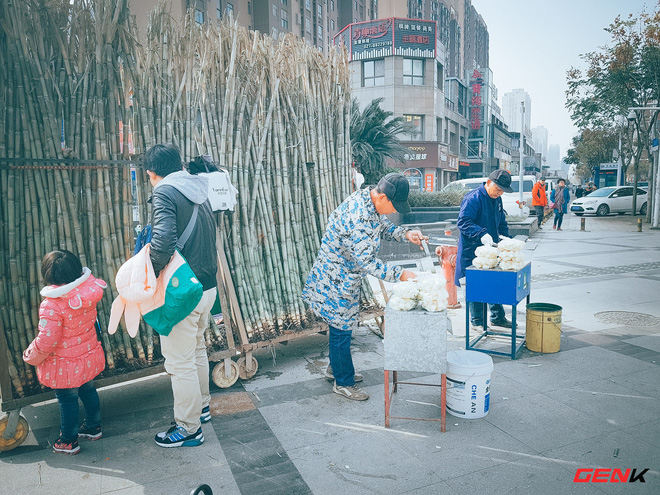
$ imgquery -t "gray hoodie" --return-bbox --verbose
[150,170,218,290]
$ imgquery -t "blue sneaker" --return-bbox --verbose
[200,406,211,424]
[154,423,204,448]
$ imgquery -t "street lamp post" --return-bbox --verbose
[519,102,525,211]
[627,106,660,228]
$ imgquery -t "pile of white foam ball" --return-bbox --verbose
[388,273,449,312]
[472,245,498,269]
[497,238,526,270]
[472,237,526,271]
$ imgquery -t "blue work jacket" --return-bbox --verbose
[455,185,510,285]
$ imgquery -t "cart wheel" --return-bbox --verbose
[237,355,259,380]
[0,415,29,452]
[212,360,240,388]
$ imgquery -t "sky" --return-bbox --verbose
[470,0,656,161]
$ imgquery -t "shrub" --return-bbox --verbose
[408,188,467,207]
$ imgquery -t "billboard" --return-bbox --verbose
[350,19,394,60]
[334,18,436,61]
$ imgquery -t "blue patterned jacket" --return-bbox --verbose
[302,188,408,331]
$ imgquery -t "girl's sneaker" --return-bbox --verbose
[53,437,81,455]
[78,424,103,440]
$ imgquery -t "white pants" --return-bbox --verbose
[160,287,217,434]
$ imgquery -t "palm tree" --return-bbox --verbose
[350,98,413,185]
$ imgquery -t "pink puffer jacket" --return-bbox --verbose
[23,268,107,389]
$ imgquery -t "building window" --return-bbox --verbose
[226,3,233,16]
[248,2,251,14]
[217,0,222,20]
[194,9,204,24]
[331,0,335,11]
[403,59,424,86]
[436,62,444,91]
[354,1,357,9]
[306,0,311,10]
[318,25,323,37]
[306,17,312,33]
[318,4,322,16]
[281,9,288,29]
[362,59,384,87]
[330,19,334,30]
[296,13,300,24]
[281,0,287,4]
[403,114,424,141]
[436,117,442,142]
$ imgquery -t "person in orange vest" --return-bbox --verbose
[532,177,548,228]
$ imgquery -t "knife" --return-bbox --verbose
[419,239,436,273]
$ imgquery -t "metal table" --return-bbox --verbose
[465,263,531,359]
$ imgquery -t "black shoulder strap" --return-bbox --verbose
[175,204,199,251]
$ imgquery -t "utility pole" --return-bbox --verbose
[652,119,660,228]
[519,102,525,211]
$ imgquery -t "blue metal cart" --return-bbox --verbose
[465,263,531,359]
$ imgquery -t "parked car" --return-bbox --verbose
[440,177,531,218]
[570,186,648,216]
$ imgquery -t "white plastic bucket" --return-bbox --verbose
[446,350,494,419]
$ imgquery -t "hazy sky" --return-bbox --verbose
[471,0,656,160]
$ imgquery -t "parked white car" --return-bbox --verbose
[440,177,531,218]
[570,186,648,216]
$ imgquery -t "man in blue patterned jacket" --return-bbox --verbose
[303,173,425,401]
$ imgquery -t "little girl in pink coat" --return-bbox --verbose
[23,250,106,454]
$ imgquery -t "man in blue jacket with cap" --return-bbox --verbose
[455,169,513,329]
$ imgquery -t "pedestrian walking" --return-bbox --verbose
[23,250,107,455]
[455,169,513,329]
[143,144,218,448]
[532,177,548,228]
[575,185,584,198]
[302,173,425,401]
[551,178,570,230]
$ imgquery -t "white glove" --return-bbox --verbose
[498,235,510,241]
[480,234,494,246]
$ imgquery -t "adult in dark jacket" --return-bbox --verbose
[456,169,512,329]
[143,144,218,448]
[550,178,571,230]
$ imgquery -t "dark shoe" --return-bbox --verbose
[490,318,512,329]
[553,225,557,229]
[200,406,211,424]
[78,423,102,441]
[155,423,204,448]
[324,365,363,382]
[53,437,80,454]
[557,228,562,231]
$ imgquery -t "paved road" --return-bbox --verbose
[1,212,659,495]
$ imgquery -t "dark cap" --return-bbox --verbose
[377,173,411,213]
[539,176,546,181]
[488,169,514,193]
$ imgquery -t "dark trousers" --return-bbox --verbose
[469,302,505,326]
[534,206,545,226]
[328,326,355,387]
[54,380,101,442]
[554,210,564,228]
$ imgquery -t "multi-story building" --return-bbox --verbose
[532,125,548,160]
[130,0,344,50]
[337,17,466,189]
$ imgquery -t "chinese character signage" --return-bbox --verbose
[350,19,393,60]
[470,69,483,132]
[334,18,435,61]
[400,142,439,168]
[394,20,435,58]
[425,174,434,191]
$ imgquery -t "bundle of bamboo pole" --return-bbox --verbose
[0,0,369,398]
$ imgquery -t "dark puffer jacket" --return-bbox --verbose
[150,171,218,291]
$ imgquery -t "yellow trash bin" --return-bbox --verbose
[526,303,562,353]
